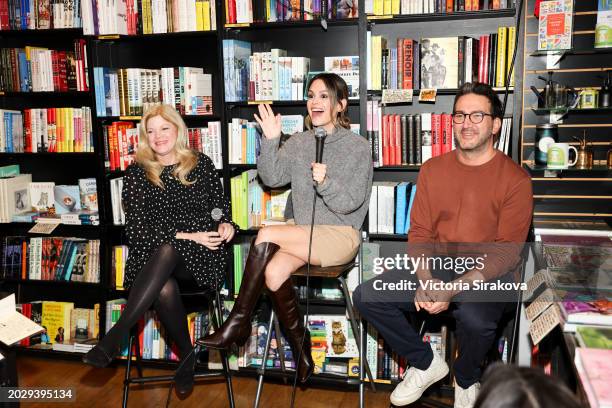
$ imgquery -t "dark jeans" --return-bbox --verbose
[353,272,507,389]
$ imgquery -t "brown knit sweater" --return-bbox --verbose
[408,150,533,280]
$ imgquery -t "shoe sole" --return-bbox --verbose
[389,364,450,407]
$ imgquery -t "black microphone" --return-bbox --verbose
[211,208,223,232]
[314,127,327,163]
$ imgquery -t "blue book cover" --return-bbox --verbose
[404,184,417,234]
[395,182,408,234]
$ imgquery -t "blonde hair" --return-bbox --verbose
[304,73,351,130]
[135,104,197,188]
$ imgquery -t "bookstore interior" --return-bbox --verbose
[0,0,611,406]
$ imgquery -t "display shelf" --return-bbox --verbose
[368,233,408,241]
[93,30,218,41]
[531,107,612,115]
[530,48,612,57]
[524,164,612,177]
[0,91,90,97]
[374,165,421,171]
[227,99,361,107]
[0,152,96,157]
[96,115,221,121]
[1,278,102,287]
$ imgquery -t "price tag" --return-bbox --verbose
[28,221,60,234]
[381,89,413,104]
[419,89,437,102]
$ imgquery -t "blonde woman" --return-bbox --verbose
[83,105,236,398]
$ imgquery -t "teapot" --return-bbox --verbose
[530,71,580,109]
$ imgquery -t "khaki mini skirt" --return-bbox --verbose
[286,219,360,267]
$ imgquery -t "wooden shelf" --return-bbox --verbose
[531,107,612,115]
[524,164,612,177]
[530,48,612,57]
[367,8,516,24]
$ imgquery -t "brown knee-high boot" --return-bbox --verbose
[200,240,280,349]
[269,279,314,383]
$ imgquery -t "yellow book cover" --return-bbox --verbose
[115,246,124,290]
[93,303,100,339]
[371,36,382,90]
[383,0,392,15]
[42,301,74,344]
[373,0,383,15]
[240,171,248,228]
[507,27,516,86]
[496,27,507,88]
[56,107,64,153]
[203,0,211,30]
[391,0,400,15]
[67,108,74,152]
[196,0,205,30]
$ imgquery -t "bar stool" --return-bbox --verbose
[254,255,376,408]
[122,289,235,408]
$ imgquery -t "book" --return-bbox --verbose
[0,294,44,346]
[575,347,612,408]
[576,326,612,349]
[53,185,82,215]
[29,182,55,212]
[538,0,573,51]
[595,0,612,48]
[420,37,459,89]
[78,178,98,212]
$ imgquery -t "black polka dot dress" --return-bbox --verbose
[122,152,237,290]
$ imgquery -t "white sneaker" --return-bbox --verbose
[454,382,480,408]
[390,344,449,406]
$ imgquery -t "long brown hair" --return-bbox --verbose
[135,104,197,188]
[304,72,350,130]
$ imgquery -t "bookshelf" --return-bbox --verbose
[520,0,612,221]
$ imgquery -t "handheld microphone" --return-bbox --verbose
[314,127,327,164]
[211,208,223,232]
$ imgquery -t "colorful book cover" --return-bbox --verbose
[576,326,612,349]
[29,182,55,212]
[538,0,574,51]
[575,348,612,407]
[78,178,98,211]
[420,37,459,89]
[595,0,612,48]
[53,185,81,215]
[41,301,74,344]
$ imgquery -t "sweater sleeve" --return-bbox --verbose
[407,165,435,243]
[480,176,533,280]
[199,154,239,232]
[257,134,296,188]
[122,165,176,251]
[315,143,373,215]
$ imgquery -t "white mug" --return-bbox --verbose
[547,143,578,169]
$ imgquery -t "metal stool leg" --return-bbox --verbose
[122,334,136,408]
[213,297,236,408]
[338,276,376,395]
[254,310,275,408]
[273,316,287,381]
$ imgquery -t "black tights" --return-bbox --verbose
[99,244,194,359]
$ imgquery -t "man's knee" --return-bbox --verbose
[454,304,499,335]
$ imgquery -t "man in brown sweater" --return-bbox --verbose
[353,82,533,408]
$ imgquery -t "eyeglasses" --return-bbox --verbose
[451,112,494,124]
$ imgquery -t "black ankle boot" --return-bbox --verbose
[82,343,119,368]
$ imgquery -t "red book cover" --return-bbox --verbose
[108,124,117,171]
[60,51,69,92]
[24,110,32,152]
[442,114,452,154]
[446,0,453,12]
[47,108,55,153]
[382,114,390,166]
[227,0,237,24]
[492,0,500,9]
[483,36,490,85]
[478,35,485,83]
[402,39,414,89]
[466,0,472,11]
[431,114,441,157]
[394,114,401,165]
[0,0,9,30]
[388,114,396,165]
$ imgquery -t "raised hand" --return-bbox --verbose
[253,103,282,140]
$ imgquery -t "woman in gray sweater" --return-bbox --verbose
[201,73,373,382]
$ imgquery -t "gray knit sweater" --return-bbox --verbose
[257,126,373,231]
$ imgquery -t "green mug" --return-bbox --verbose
[547,143,578,169]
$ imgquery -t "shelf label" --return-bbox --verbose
[247,100,273,105]
[119,116,142,120]
[29,221,61,234]
[225,23,250,28]
[419,88,437,102]
[382,89,413,104]
[98,34,120,40]
[367,15,393,20]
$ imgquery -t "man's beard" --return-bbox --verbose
[454,130,492,153]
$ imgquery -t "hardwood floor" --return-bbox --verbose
[17,356,452,407]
